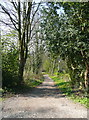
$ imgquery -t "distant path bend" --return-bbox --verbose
[2,74,87,118]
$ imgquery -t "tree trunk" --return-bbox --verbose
[18,49,25,84]
[18,61,24,84]
[18,2,25,84]
[84,63,89,91]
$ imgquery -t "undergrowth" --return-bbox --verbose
[50,73,89,108]
[2,74,44,98]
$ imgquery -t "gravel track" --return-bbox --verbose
[2,75,87,118]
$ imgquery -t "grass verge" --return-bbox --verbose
[2,74,44,99]
[50,74,89,108]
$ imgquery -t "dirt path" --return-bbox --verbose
[2,75,87,118]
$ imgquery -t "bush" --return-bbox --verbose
[2,37,19,89]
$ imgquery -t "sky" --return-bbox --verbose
[0,0,64,33]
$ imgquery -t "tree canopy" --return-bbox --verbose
[0,1,89,94]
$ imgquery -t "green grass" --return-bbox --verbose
[0,88,4,101]
[25,79,44,88]
[24,74,44,88]
[70,95,89,108]
[50,74,89,108]
[0,98,2,101]
[51,75,72,96]
[0,97,5,101]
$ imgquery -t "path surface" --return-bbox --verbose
[2,75,87,118]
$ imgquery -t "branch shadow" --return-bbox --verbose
[19,84,66,98]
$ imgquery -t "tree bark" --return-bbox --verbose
[18,2,25,84]
[84,63,89,91]
[18,2,32,84]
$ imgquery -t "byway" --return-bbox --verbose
[2,75,87,118]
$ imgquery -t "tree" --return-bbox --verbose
[0,1,41,84]
[60,2,89,90]
[40,2,89,90]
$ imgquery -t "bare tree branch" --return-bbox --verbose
[0,3,18,30]
[0,20,17,30]
[11,1,18,11]
[30,3,41,26]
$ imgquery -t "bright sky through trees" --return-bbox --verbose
[0,0,64,34]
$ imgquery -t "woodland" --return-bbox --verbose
[0,1,89,107]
